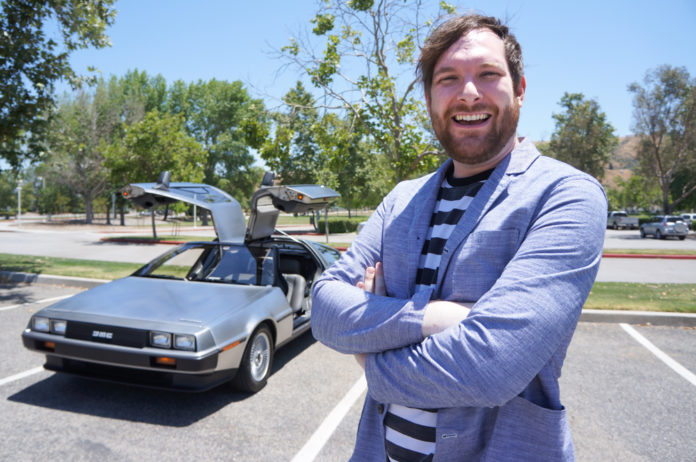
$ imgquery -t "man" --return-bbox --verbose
[312,14,606,462]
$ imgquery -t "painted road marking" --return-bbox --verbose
[621,323,696,387]
[0,366,44,387]
[291,374,367,462]
[0,294,73,312]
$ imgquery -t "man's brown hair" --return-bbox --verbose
[418,14,524,96]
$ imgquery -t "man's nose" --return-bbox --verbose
[458,80,481,103]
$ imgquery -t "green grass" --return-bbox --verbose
[585,282,696,313]
[2,252,696,313]
[0,253,141,280]
[603,248,696,256]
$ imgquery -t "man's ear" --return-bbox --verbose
[516,76,526,107]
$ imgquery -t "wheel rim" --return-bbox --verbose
[249,331,271,382]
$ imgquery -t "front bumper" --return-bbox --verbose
[22,330,233,392]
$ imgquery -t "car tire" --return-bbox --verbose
[233,324,274,393]
[679,236,686,240]
[656,230,663,240]
[640,228,646,238]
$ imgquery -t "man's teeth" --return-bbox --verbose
[454,114,489,122]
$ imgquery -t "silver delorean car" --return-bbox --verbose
[22,174,341,393]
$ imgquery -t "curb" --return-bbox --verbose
[3,271,695,327]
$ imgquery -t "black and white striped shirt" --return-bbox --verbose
[384,166,492,462]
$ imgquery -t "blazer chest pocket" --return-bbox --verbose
[447,229,519,300]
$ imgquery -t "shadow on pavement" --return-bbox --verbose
[8,331,316,427]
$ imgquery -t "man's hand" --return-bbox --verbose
[356,261,385,295]
[422,300,472,338]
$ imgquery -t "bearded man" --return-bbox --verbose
[312,14,607,462]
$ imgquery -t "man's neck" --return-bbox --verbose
[451,136,522,178]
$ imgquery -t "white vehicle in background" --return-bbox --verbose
[607,211,639,230]
[640,215,689,240]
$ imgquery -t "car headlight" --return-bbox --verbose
[50,320,67,335]
[174,334,196,351]
[150,332,172,349]
[32,317,50,332]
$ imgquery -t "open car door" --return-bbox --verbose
[121,176,247,243]
[246,184,340,241]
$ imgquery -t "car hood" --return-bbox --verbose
[39,276,275,328]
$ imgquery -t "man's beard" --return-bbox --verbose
[433,101,520,166]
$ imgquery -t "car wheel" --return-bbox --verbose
[233,325,274,393]
[640,228,646,238]
[656,230,663,240]
[679,235,686,240]
[612,223,618,230]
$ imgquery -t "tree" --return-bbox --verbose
[279,0,453,184]
[104,110,206,185]
[104,110,207,236]
[628,65,696,214]
[261,82,323,185]
[605,174,660,212]
[168,79,268,205]
[315,111,390,215]
[44,85,121,223]
[542,93,617,181]
[0,0,116,167]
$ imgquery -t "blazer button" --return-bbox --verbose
[377,404,385,414]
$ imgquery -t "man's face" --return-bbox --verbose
[426,29,525,170]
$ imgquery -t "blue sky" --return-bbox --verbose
[60,0,696,144]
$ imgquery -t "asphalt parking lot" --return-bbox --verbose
[1,283,695,461]
[1,223,695,460]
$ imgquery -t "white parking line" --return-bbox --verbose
[620,323,696,387]
[291,374,367,462]
[0,366,44,387]
[0,294,73,312]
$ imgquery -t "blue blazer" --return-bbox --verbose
[312,139,608,461]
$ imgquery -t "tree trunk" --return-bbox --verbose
[85,199,93,224]
[151,210,158,240]
[106,202,111,225]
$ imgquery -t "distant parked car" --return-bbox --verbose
[607,211,639,230]
[680,213,696,226]
[640,216,689,240]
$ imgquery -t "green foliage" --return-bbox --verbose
[629,65,696,214]
[311,13,335,35]
[104,110,206,186]
[0,0,116,167]
[315,217,364,233]
[167,78,268,202]
[543,93,617,181]
[605,174,660,212]
[279,0,454,185]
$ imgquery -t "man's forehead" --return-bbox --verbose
[436,28,507,69]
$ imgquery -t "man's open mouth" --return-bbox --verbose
[453,113,491,126]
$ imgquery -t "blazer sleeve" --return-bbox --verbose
[311,188,430,354]
[363,176,607,408]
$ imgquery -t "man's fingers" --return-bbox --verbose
[363,266,375,293]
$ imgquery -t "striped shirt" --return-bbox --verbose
[384,166,492,462]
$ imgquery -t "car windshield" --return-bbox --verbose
[308,241,342,266]
[135,243,259,284]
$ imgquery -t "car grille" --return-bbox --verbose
[65,321,149,348]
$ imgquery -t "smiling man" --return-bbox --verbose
[312,14,607,462]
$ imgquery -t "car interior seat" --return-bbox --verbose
[279,258,306,313]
